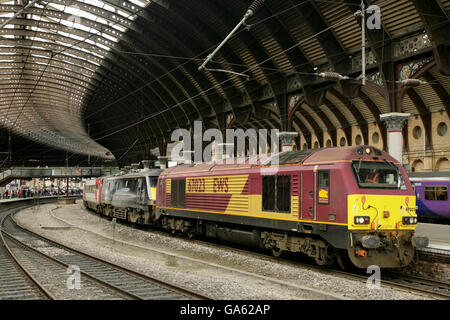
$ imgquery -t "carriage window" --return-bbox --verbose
[171,179,186,208]
[262,176,275,211]
[262,175,291,213]
[277,176,291,212]
[425,186,448,201]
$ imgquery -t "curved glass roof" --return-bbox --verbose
[0,0,152,159]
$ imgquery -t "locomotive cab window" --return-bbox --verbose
[352,161,407,190]
[262,175,291,213]
[149,177,158,188]
[424,186,448,201]
[122,179,136,193]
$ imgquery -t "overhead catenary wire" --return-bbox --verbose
[90,3,399,142]
[6,0,442,160]
[85,0,400,121]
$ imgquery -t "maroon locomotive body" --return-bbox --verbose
[156,146,428,268]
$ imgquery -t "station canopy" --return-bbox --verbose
[0,0,448,166]
[0,0,152,161]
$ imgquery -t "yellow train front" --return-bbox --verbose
[156,146,428,269]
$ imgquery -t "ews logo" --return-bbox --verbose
[213,178,229,193]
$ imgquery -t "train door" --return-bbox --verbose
[158,178,165,207]
[316,170,330,221]
[96,179,103,205]
[137,178,146,205]
[302,168,316,220]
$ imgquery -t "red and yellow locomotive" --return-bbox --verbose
[156,146,428,269]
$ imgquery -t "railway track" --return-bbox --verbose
[1,213,208,300]
[0,230,52,300]
[32,206,348,300]
[190,236,450,300]
[209,238,450,300]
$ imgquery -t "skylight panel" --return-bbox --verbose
[129,0,147,8]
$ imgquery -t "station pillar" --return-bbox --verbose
[380,113,410,163]
[278,132,298,152]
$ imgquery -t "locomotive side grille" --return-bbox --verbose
[113,208,127,220]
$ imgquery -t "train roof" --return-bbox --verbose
[409,171,450,180]
[110,169,163,179]
[160,146,396,176]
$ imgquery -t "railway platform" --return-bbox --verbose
[416,223,450,249]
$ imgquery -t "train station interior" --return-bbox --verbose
[0,0,448,304]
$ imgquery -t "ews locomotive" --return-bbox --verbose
[84,146,428,269]
[155,146,428,268]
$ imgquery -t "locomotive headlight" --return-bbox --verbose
[402,217,418,225]
[354,216,370,225]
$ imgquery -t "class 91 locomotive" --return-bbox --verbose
[83,164,162,225]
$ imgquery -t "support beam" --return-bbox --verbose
[412,0,450,75]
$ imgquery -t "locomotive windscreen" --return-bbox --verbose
[352,161,407,190]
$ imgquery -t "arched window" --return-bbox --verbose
[436,158,450,172]
[411,159,424,172]
[372,132,380,144]
[355,134,362,145]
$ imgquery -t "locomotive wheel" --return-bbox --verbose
[187,231,195,239]
[314,247,336,267]
[128,209,139,224]
[271,247,283,258]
